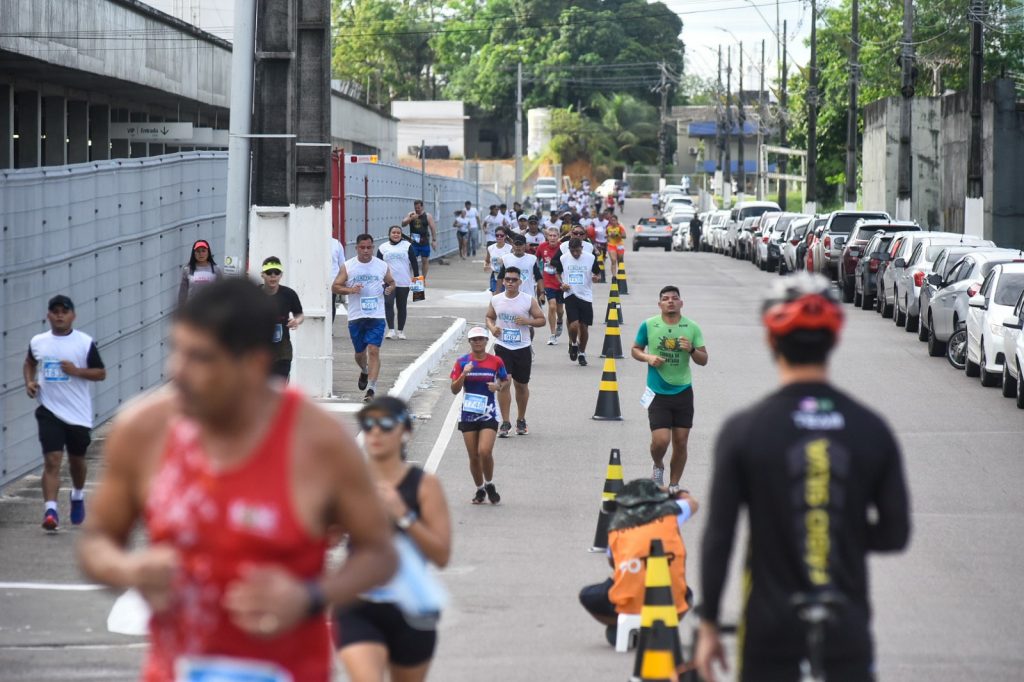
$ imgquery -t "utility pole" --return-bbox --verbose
[805,0,818,214]
[658,62,670,174]
[757,39,765,200]
[224,0,257,275]
[738,43,746,199]
[965,0,985,237]
[844,0,860,209]
[896,0,916,221]
[724,47,733,203]
[516,61,524,201]
[779,20,788,211]
[716,46,724,196]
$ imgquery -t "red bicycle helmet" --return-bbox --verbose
[762,273,844,338]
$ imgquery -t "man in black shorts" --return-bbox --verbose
[631,286,708,489]
[695,274,911,682]
[553,238,601,366]
[24,295,107,531]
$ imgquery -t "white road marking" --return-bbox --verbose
[0,582,104,591]
[107,589,150,636]
[424,393,462,475]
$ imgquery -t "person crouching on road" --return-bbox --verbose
[335,396,452,682]
[450,327,508,505]
[579,479,698,644]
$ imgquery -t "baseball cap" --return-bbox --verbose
[467,326,489,339]
[261,260,284,273]
[48,295,74,311]
[193,240,210,251]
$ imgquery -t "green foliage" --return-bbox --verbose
[542,93,661,171]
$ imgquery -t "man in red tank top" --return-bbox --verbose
[77,278,397,682]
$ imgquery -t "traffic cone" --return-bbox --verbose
[601,306,624,358]
[598,249,607,283]
[617,261,630,295]
[605,278,624,325]
[633,622,680,682]
[592,357,623,421]
[589,448,625,552]
[632,539,684,678]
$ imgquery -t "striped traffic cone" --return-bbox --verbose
[589,448,625,552]
[601,305,625,358]
[592,358,623,421]
[617,260,630,295]
[605,278,624,325]
[632,622,680,682]
[598,249,607,283]
[632,539,684,678]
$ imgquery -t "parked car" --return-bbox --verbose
[881,232,986,322]
[664,195,695,217]
[706,210,730,252]
[838,220,920,302]
[923,249,1024,357]
[754,212,782,269]
[999,290,1024,407]
[853,232,896,309]
[778,216,813,275]
[726,200,780,257]
[736,217,758,260]
[801,218,828,271]
[966,263,1024,386]
[812,210,891,279]
[766,214,802,273]
[916,245,997,342]
[632,215,674,251]
[894,235,994,332]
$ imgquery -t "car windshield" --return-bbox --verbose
[831,213,889,233]
[869,237,894,254]
[738,206,777,220]
[995,273,1024,306]
[926,244,960,260]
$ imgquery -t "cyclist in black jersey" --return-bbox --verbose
[695,273,911,682]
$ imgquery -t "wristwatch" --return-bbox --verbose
[396,510,419,530]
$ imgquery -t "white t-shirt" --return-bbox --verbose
[487,242,512,273]
[560,240,595,256]
[454,216,471,233]
[541,218,562,231]
[465,207,480,230]
[29,330,103,428]
[344,256,390,321]
[591,218,609,243]
[330,239,346,282]
[491,291,533,350]
[500,252,540,296]
[482,214,504,242]
[556,251,597,302]
[525,230,545,248]
[377,240,416,287]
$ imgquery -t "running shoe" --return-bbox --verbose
[471,488,487,505]
[484,483,501,505]
[42,509,59,531]
[555,321,564,338]
[568,344,579,361]
[578,353,588,367]
[516,419,529,436]
[386,329,397,340]
[546,335,557,345]
[498,421,512,438]
[363,388,375,404]
[70,495,85,525]
[358,371,368,390]
[652,466,665,486]
[397,331,407,340]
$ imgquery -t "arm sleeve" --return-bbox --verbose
[408,245,420,277]
[699,419,745,624]
[551,251,564,274]
[450,358,464,381]
[496,359,508,380]
[289,289,304,316]
[86,343,105,369]
[867,427,912,552]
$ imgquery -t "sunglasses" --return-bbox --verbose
[263,270,282,276]
[503,277,520,283]
[359,415,405,432]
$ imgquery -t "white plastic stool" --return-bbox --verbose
[615,613,643,652]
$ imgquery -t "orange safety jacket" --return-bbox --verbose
[608,514,688,615]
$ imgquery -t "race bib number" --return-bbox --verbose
[463,392,489,415]
[567,271,585,286]
[272,324,283,344]
[501,328,522,345]
[543,265,557,275]
[411,233,421,243]
[361,296,380,313]
[42,359,69,382]
[640,387,656,409]
[175,656,293,682]
[491,260,502,273]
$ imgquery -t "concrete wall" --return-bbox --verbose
[331,91,398,163]
[391,101,467,159]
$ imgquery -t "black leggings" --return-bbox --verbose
[385,287,410,330]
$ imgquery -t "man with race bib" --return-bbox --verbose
[401,200,438,282]
[553,238,602,367]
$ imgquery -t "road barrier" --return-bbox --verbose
[606,278,624,325]
[601,306,625,359]
[593,357,623,421]
[618,261,630,295]
[632,539,684,681]
[589,448,625,552]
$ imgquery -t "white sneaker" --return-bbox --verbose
[652,466,665,486]
[386,329,397,340]
[397,331,407,340]
[546,335,557,345]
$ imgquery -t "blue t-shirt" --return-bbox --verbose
[450,353,508,422]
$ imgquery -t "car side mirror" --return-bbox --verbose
[969,294,988,310]
[1004,317,1023,330]
[927,273,942,286]
[893,257,907,268]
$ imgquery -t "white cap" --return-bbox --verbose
[467,326,489,339]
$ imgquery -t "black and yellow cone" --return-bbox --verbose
[588,448,625,551]
[592,357,623,421]
[601,305,625,358]
[617,260,630,295]
[598,249,607,283]
[605,278,624,325]
[632,622,679,682]
[632,539,684,678]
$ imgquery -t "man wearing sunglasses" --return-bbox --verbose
[260,257,304,381]
[559,225,596,256]
[485,266,546,437]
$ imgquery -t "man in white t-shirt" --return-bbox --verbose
[553,239,602,367]
[24,295,107,531]
[330,237,346,323]
[482,205,504,246]
[464,201,481,257]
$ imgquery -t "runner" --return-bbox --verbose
[485,266,546,437]
[631,285,708,488]
[523,215,545,254]
[450,327,509,504]
[695,274,911,682]
[535,228,566,345]
[377,225,420,340]
[559,224,596,256]
[484,228,512,293]
[335,396,452,682]
[464,200,481,257]
[616,187,625,212]
[689,214,703,253]
[482,205,504,247]
[514,214,529,236]
[177,239,223,305]
[605,213,626,275]
[650,191,660,214]
[24,295,107,530]
[541,210,561,233]
[330,236,346,323]
[401,200,437,281]
[259,257,304,382]
[77,277,397,682]
[332,234,397,402]
[552,238,602,366]
[589,210,609,255]
[454,209,470,260]
[499,234,543,301]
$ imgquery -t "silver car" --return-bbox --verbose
[813,210,891,279]
[780,216,813,274]
[923,249,1024,356]
[916,245,999,342]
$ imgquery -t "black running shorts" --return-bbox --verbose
[495,345,532,384]
[458,419,499,433]
[647,387,694,430]
[564,296,594,326]
[36,406,91,456]
[333,600,437,667]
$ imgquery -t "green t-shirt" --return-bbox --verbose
[635,315,704,395]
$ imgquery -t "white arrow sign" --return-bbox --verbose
[110,122,194,141]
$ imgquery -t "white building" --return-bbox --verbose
[391,101,468,159]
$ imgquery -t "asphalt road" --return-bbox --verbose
[2,198,1023,681]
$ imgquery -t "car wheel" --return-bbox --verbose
[1017,361,1024,409]
[964,342,980,376]
[979,343,1000,387]
[949,328,969,370]
[894,291,906,326]
[760,257,767,271]
[854,288,862,307]
[632,243,639,252]
[664,244,671,252]
[778,261,787,276]
[842,277,854,303]
[1002,363,1018,398]
[917,308,929,341]
[927,314,946,357]
[881,296,894,319]
[861,284,874,311]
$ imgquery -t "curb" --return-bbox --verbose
[388,317,467,403]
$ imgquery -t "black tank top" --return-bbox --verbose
[409,213,430,240]
[396,465,424,519]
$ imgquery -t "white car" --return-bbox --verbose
[755,212,783,270]
[664,196,695,218]
[780,217,813,274]
[999,290,1024,407]
[965,262,1024,387]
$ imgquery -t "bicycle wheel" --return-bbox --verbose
[947,328,968,370]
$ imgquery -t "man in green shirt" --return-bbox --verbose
[631,285,709,489]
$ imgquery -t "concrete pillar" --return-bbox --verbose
[0,84,12,169]
[67,101,89,164]
[15,90,40,168]
[149,115,164,156]
[89,104,110,160]
[110,108,129,159]
[129,111,148,158]
[42,95,67,166]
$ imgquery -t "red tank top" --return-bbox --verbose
[142,389,331,681]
